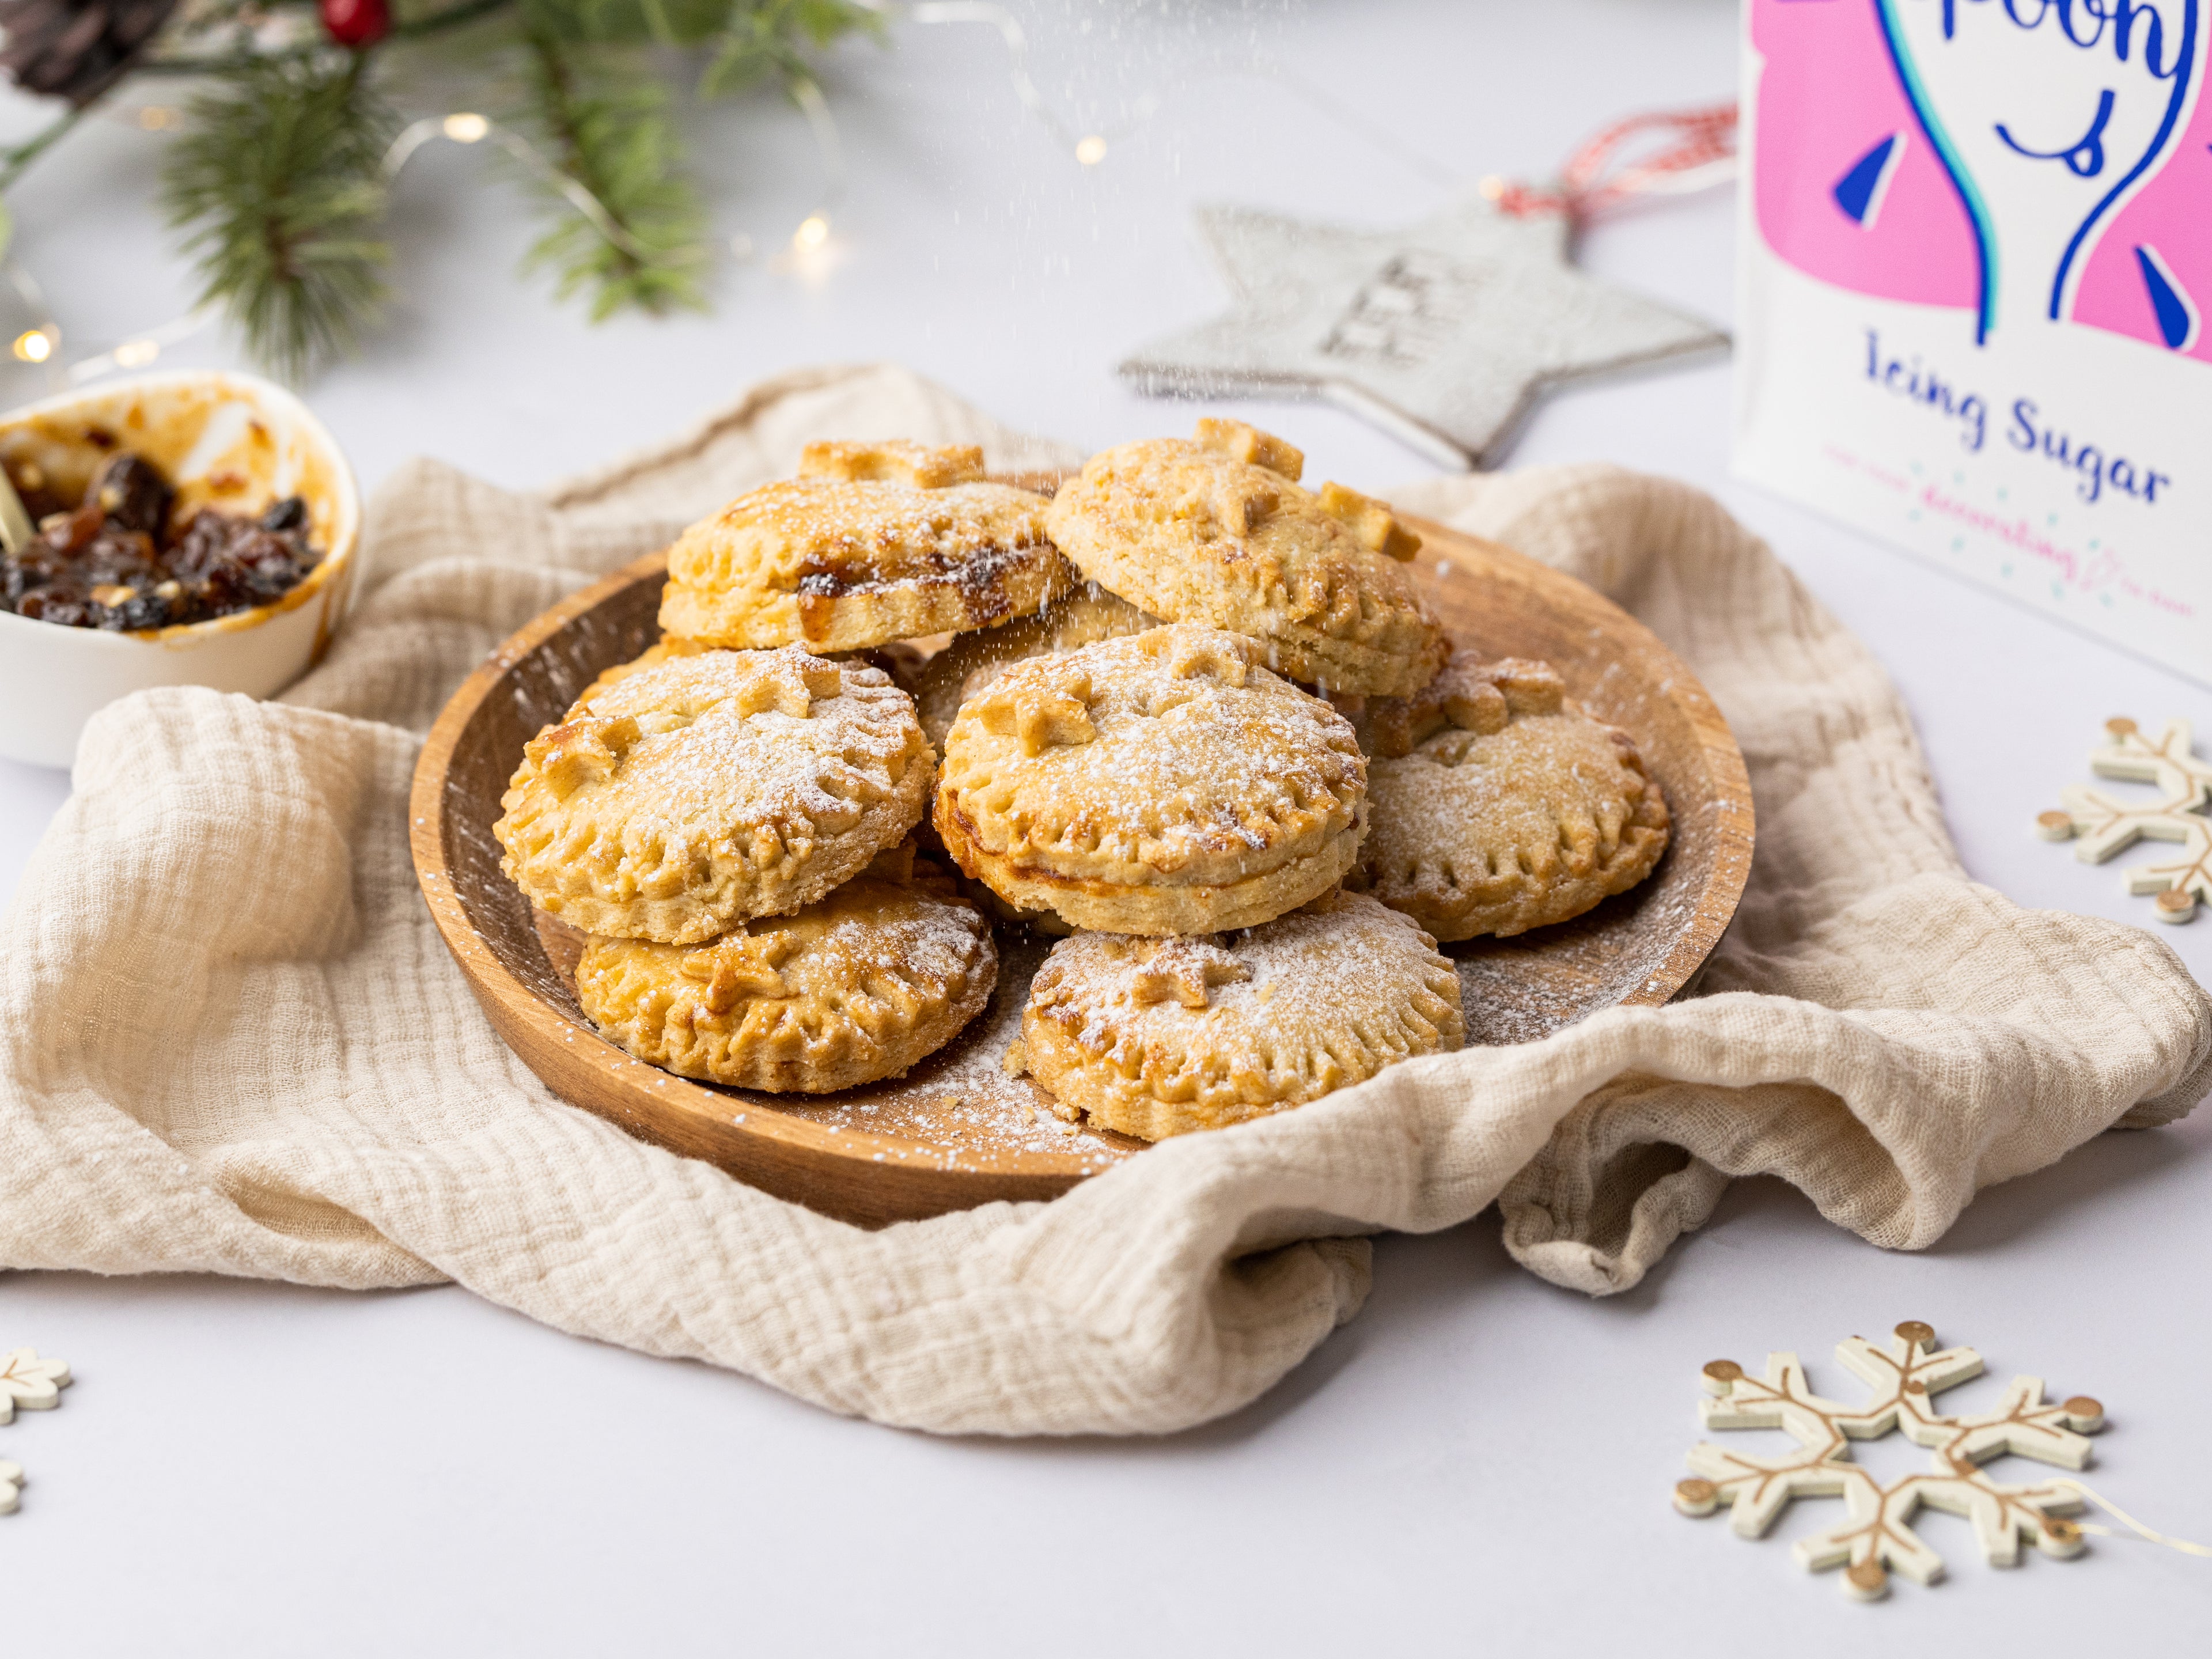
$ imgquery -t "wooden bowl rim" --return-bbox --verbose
[408,516,1754,1187]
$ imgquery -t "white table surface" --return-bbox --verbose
[6,2,2212,1650]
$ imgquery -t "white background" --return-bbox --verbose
[5,1,2211,1649]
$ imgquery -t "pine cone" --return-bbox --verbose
[0,0,180,105]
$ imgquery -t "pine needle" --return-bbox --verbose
[514,29,709,319]
[700,0,881,97]
[162,55,397,381]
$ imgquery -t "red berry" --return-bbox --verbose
[320,0,390,47]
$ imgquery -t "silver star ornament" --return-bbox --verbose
[1120,197,1728,469]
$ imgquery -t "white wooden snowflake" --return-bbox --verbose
[0,1347,71,1517]
[0,1348,70,1423]
[1675,1321,2104,1600]
[2039,717,2212,923]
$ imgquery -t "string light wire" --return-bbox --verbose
[779,73,844,255]
[0,6,1737,392]
[65,306,214,384]
[382,109,658,264]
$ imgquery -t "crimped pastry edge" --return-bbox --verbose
[509,766,931,944]
[661,549,1074,654]
[1043,442,1448,698]
[494,655,934,945]
[936,797,1366,935]
[1015,897,1465,1138]
[910,584,1160,748]
[1049,544,1449,698]
[1351,735,1672,941]
[574,886,998,1093]
[931,626,1370,899]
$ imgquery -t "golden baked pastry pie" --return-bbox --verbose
[1009,890,1464,1139]
[910,581,1158,749]
[1348,651,1669,940]
[658,440,1073,653]
[578,638,916,709]
[933,623,1368,935]
[573,635,718,705]
[495,645,931,944]
[575,853,996,1093]
[1043,419,1448,697]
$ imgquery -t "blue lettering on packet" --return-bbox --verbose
[2009,398,2172,505]
[1865,328,1988,450]
[1862,328,2175,505]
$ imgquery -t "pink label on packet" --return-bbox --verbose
[1751,0,2212,365]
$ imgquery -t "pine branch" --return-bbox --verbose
[142,1,514,75]
[0,98,95,195]
[141,0,321,75]
[390,0,516,37]
[161,55,397,380]
[519,0,770,48]
[513,0,877,90]
[700,0,878,99]
[513,29,707,319]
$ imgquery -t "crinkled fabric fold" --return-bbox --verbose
[1,363,2203,1434]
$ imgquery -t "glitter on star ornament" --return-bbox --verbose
[1120,194,1726,470]
[1673,1321,2105,1600]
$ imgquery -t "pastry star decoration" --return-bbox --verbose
[975,673,1099,756]
[680,933,796,1013]
[1120,198,1726,469]
[1128,940,1251,1010]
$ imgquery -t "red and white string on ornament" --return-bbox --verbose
[1480,101,1738,228]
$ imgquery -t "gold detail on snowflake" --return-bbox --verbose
[1675,1322,2102,1600]
[0,1348,69,1425]
[2040,716,2212,923]
[0,1347,71,1519]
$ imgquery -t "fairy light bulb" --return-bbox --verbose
[442,112,490,144]
[794,215,830,250]
[1074,134,1107,166]
[13,330,51,363]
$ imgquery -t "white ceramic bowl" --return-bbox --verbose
[0,370,362,769]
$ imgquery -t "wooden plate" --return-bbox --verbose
[410,518,1753,1225]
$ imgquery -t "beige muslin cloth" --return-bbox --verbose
[2,365,2205,1434]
